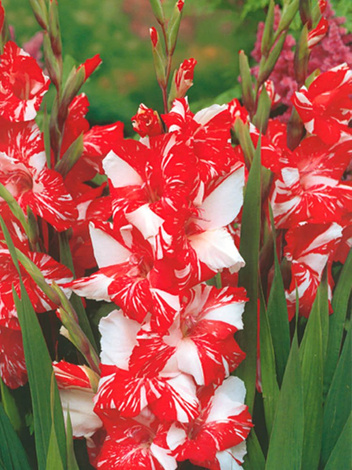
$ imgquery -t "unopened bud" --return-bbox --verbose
[166,0,184,54]
[294,24,309,87]
[131,104,163,137]
[150,27,166,87]
[150,0,165,24]
[239,50,255,115]
[307,16,328,50]
[299,0,313,29]
[173,57,197,99]
[253,85,272,134]
[55,134,84,177]
[48,0,62,56]
[261,0,275,57]
[28,0,49,30]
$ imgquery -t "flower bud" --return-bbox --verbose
[262,80,280,107]
[307,16,328,50]
[174,57,197,99]
[43,31,61,89]
[261,0,274,57]
[277,0,299,35]
[150,27,166,87]
[55,134,84,177]
[150,0,165,25]
[299,0,313,29]
[131,104,163,137]
[253,85,272,134]
[166,0,184,54]
[15,249,62,306]
[239,50,255,115]
[294,24,309,87]
[257,33,286,86]
[49,0,62,57]
[28,0,49,30]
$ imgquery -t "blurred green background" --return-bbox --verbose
[2,0,349,133]
[2,0,266,132]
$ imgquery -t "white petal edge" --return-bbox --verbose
[102,150,143,188]
[196,165,245,230]
[59,389,102,438]
[127,204,164,239]
[89,222,131,268]
[206,376,247,423]
[189,227,245,272]
[99,309,140,369]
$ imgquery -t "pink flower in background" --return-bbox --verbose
[23,31,44,67]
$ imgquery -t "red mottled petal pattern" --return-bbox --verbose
[78,54,102,80]
[0,41,50,122]
[292,64,352,145]
[53,361,93,390]
[0,320,27,389]
[285,222,343,317]
[95,365,199,423]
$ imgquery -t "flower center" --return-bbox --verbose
[4,170,33,197]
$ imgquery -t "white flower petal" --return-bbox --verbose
[176,339,204,385]
[189,228,245,272]
[206,376,247,423]
[89,223,131,268]
[103,150,143,188]
[204,302,244,331]
[59,389,102,438]
[99,310,140,369]
[127,204,164,239]
[196,165,245,230]
[166,423,187,451]
[194,104,227,126]
[150,444,178,470]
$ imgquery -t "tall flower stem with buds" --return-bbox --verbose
[149,0,184,113]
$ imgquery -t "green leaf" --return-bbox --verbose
[59,231,97,351]
[267,205,290,386]
[0,184,30,245]
[265,335,304,470]
[243,428,265,470]
[13,285,67,470]
[299,281,324,470]
[66,410,80,470]
[0,403,31,470]
[321,326,351,467]
[324,412,352,470]
[46,372,64,470]
[324,248,352,395]
[0,217,67,470]
[46,424,64,470]
[0,378,22,432]
[55,134,84,177]
[237,138,262,414]
[259,285,279,436]
[45,376,64,470]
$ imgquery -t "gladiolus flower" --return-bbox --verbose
[0,41,50,122]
